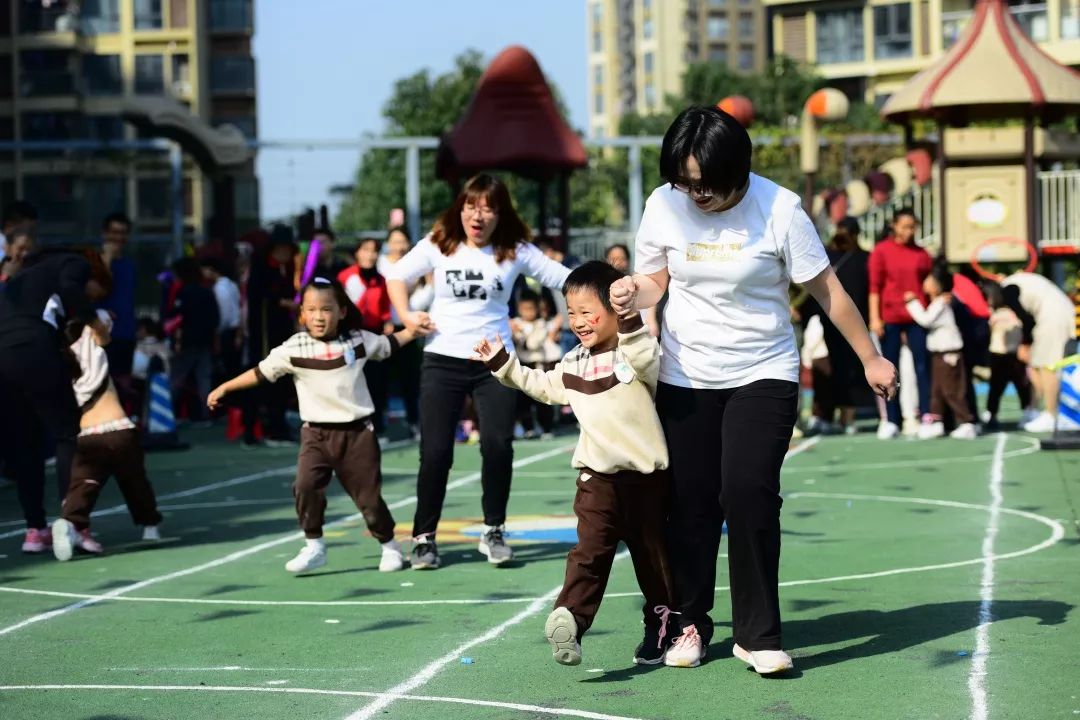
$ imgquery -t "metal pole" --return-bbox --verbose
[170,142,183,259]
[405,143,421,242]
[628,144,643,233]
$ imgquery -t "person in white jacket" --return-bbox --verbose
[904,261,977,439]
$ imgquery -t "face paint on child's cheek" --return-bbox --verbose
[588,316,601,326]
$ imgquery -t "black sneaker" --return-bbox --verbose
[633,624,669,665]
[411,536,440,570]
[478,525,514,565]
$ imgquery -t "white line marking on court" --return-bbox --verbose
[969,432,1007,720]
[0,444,572,637]
[781,436,1038,474]
[0,685,646,720]
[344,549,632,720]
[0,490,1061,610]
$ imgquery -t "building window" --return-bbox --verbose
[1064,0,1080,39]
[24,175,78,225]
[644,83,656,108]
[643,52,655,74]
[643,18,654,38]
[815,7,865,64]
[593,65,603,88]
[708,0,727,6]
[235,177,259,219]
[210,56,255,93]
[1009,1,1049,41]
[593,124,605,139]
[707,16,730,39]
[82,0,121,34]
[83,55,122,96]
[138,178,171,220]
[591,2,603,52]
[941,9,970,48]
[209,0,253,31]
[873,3,913,59]
[19,50,74,97]
[85,116,125,143]
[594,92,604,115]
[172,54,192,96]
[738,46,754,70]
[0,56,11,99]
[134,0,163,30]
[738,12,754,37]
[84,178,127,218]
[709,45,729,63]
[135,55,165,94]
[19,0,78,33]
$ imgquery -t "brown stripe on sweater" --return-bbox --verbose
[290,342,366,370]
[562,371,620,395]
[618,312,644,334]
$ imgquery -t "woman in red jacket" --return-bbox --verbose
[339,238,393,439]
[868,209,933,439]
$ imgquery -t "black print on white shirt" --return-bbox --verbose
[446,269,488,300]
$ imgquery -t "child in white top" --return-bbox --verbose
[904,262,977,439]
[208,277,428,573]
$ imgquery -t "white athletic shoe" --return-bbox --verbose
[876,421,900,440]
[51,518,77,562]
[664,624,706,668]
[902,417,921,437]
[950,423,978,439]
[733,643,794,675]
[1021,407,1042,426]
[142,525,161,541]
[379,540,406,572]
[544,607,582,666]
[1023,411,1057,434]
[918,421,945,440]
[285,540,327,573]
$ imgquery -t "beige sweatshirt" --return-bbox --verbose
[488,314,668,475]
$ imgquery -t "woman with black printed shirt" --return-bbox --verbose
[386,174,570,570]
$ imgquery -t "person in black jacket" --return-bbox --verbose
[168,258,220,423]
[0,246,107,553]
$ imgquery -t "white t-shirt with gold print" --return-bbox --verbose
[634,174,830,390]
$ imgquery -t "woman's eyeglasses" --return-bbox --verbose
[671,182,715,200]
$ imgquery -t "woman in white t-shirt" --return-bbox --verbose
[387,174,570,571]
[610,107,897,673]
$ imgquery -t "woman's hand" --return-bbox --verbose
[472,335,505,363]
[402,311,435,335]
[864,355,899,400]
[609,276,639,316]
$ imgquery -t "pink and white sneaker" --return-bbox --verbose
[76,529,105,555]
[22,527,53,554]
[664,624,706,668]
[733,643,794,674]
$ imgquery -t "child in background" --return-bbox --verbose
[208,277,427,574]
[511,290,555,439]
[473,261,674,667]
[133,317,171,380]
[53,252,162,561]
[983,283,1033,431]
[905,261,978,439]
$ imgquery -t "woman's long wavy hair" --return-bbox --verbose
[431,174,530,264]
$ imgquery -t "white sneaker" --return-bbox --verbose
[918,421,945,439]
[876,421,900,440]
[733,643,794,675]
[664,624,706,668]
[379,540,406,572]
[980,409,993,424]
[285,540,327,573]
[51,518,77,562]
[902,417,921,437]
[544,608,582,666]
[950,423,978,439]
[1021,407,1042,425]
[1023,411,1057,433]
[142,526,161,541]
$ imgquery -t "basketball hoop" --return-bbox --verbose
[969,236,1038,280]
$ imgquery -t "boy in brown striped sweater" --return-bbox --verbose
[473,261,674,667]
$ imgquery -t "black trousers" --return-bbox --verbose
[987,352,1032,417]
[364,360,389,436]
[388,328,423,427]
[0,338,81,528]
[656,379,798,651]
[413,352,517,538]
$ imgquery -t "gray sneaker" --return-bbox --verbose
[411,536,440,570]
[478,525,513,565]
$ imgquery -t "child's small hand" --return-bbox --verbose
[903,291,917,302]
[207,385,227,411]
[472,335,505,363]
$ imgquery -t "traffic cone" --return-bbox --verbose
[225,406,263,442]
[142,370,189,451]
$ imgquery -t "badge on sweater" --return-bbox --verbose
[342,341,357,366]
[614,360,634,384]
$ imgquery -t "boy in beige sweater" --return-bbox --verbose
[473,261,674,667]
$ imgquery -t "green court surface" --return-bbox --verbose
[0,425,1078,720]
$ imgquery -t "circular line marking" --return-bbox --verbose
[0,492,1062,608]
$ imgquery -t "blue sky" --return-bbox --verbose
[253,1,588,224]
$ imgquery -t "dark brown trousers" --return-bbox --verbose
[64,429,162,530]
[296,420,395,541]
[930,352,974,423]
[555,468,675,637]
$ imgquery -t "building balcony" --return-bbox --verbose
[209,0,254,33]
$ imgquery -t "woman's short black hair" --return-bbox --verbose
[660,106,752,196]
[564,260,626,313]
